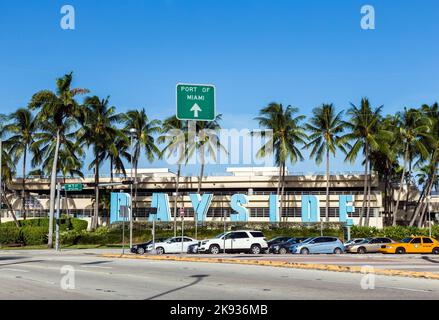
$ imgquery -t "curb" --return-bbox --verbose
[101,254,439,280]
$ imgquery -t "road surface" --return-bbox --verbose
[1,249,439,300]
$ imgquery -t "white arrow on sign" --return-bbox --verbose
[190,103,202,118]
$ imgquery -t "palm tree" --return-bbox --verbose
[410,103,439,227]
[304,104,347,222]
[343,98,391,226]
[78,96,121,230]
[369,115,399,224]
[158,116,188,237]
[123,109,161,213]
[254,103,307,221]
[0,118,20,227]
[3,109,38,220]
[107,133,130,184]
[392,108,430,226]
[28,73,88,248]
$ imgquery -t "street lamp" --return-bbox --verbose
[129,128,137,250]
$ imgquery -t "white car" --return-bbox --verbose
[149,237,198,255]
[198,230,268,254]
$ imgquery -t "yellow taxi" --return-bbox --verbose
[379,236,439,254]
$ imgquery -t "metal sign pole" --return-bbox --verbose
[181,208,184,254]
[152,213,156,252]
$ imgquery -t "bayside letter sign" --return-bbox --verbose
[176,83,216,121]
[111,193,355,225]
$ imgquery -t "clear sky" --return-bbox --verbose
[0,0,438,176]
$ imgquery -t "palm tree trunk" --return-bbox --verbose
[393,146,409,226]
[418,179,434,228]
[92,151,100,231]
[173,164,181,237]
[325,149,330,222]
[411,176,434,227]
[404,157,412,215]
[280,163,286,222]
[22,149,27,220]
[365,161,372,227]
[359,144,368,226]
[48,129,61,248]
[1,193,20,228]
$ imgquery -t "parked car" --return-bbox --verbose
[343,238,366,250]
[379,236,439,254]
[289,236,345,255]
[131,238,169,255]
[187,242,199,254]
[153,237,199,255]
[198,230,268,254]
[269,237,308,254]
[346,237,394,254]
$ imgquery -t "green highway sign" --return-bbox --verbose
[176,83,216,121]
[63,184,83,192]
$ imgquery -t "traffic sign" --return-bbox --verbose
[63,184,83,192]
[176,83,216,121]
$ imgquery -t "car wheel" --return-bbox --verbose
[333,247,343,255]
[279,248,287,255]
[250,244,261,255]
[300,248,310,255]
[396,247,406,254]
[432,247,439,255]
[209,245,221,255]
[357,247,366,254]
[137,247,145,255]
[156,247,165,255]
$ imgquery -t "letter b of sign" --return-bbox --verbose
[60,5,75,30]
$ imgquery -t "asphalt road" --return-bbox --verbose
[1,249,439,300]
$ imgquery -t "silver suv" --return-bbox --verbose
[198,230,268,254]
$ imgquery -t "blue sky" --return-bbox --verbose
[0,0,438,176]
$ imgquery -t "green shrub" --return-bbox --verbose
[71,219,88,231]
[21,226,48,246]
[0,227,22,245]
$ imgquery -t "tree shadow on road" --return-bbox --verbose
[145,275,209,300]
[421,256,439,264]
[0,259,44,267]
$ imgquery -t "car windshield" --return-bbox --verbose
[358,238,372,244]
[401,237,413,243]
[215,233,225,239]
[301,238,313,243]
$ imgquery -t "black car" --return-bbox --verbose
[269,237,309,254]
[267,236,293,247]
[131,238,169,255]
[187,242,199,254]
